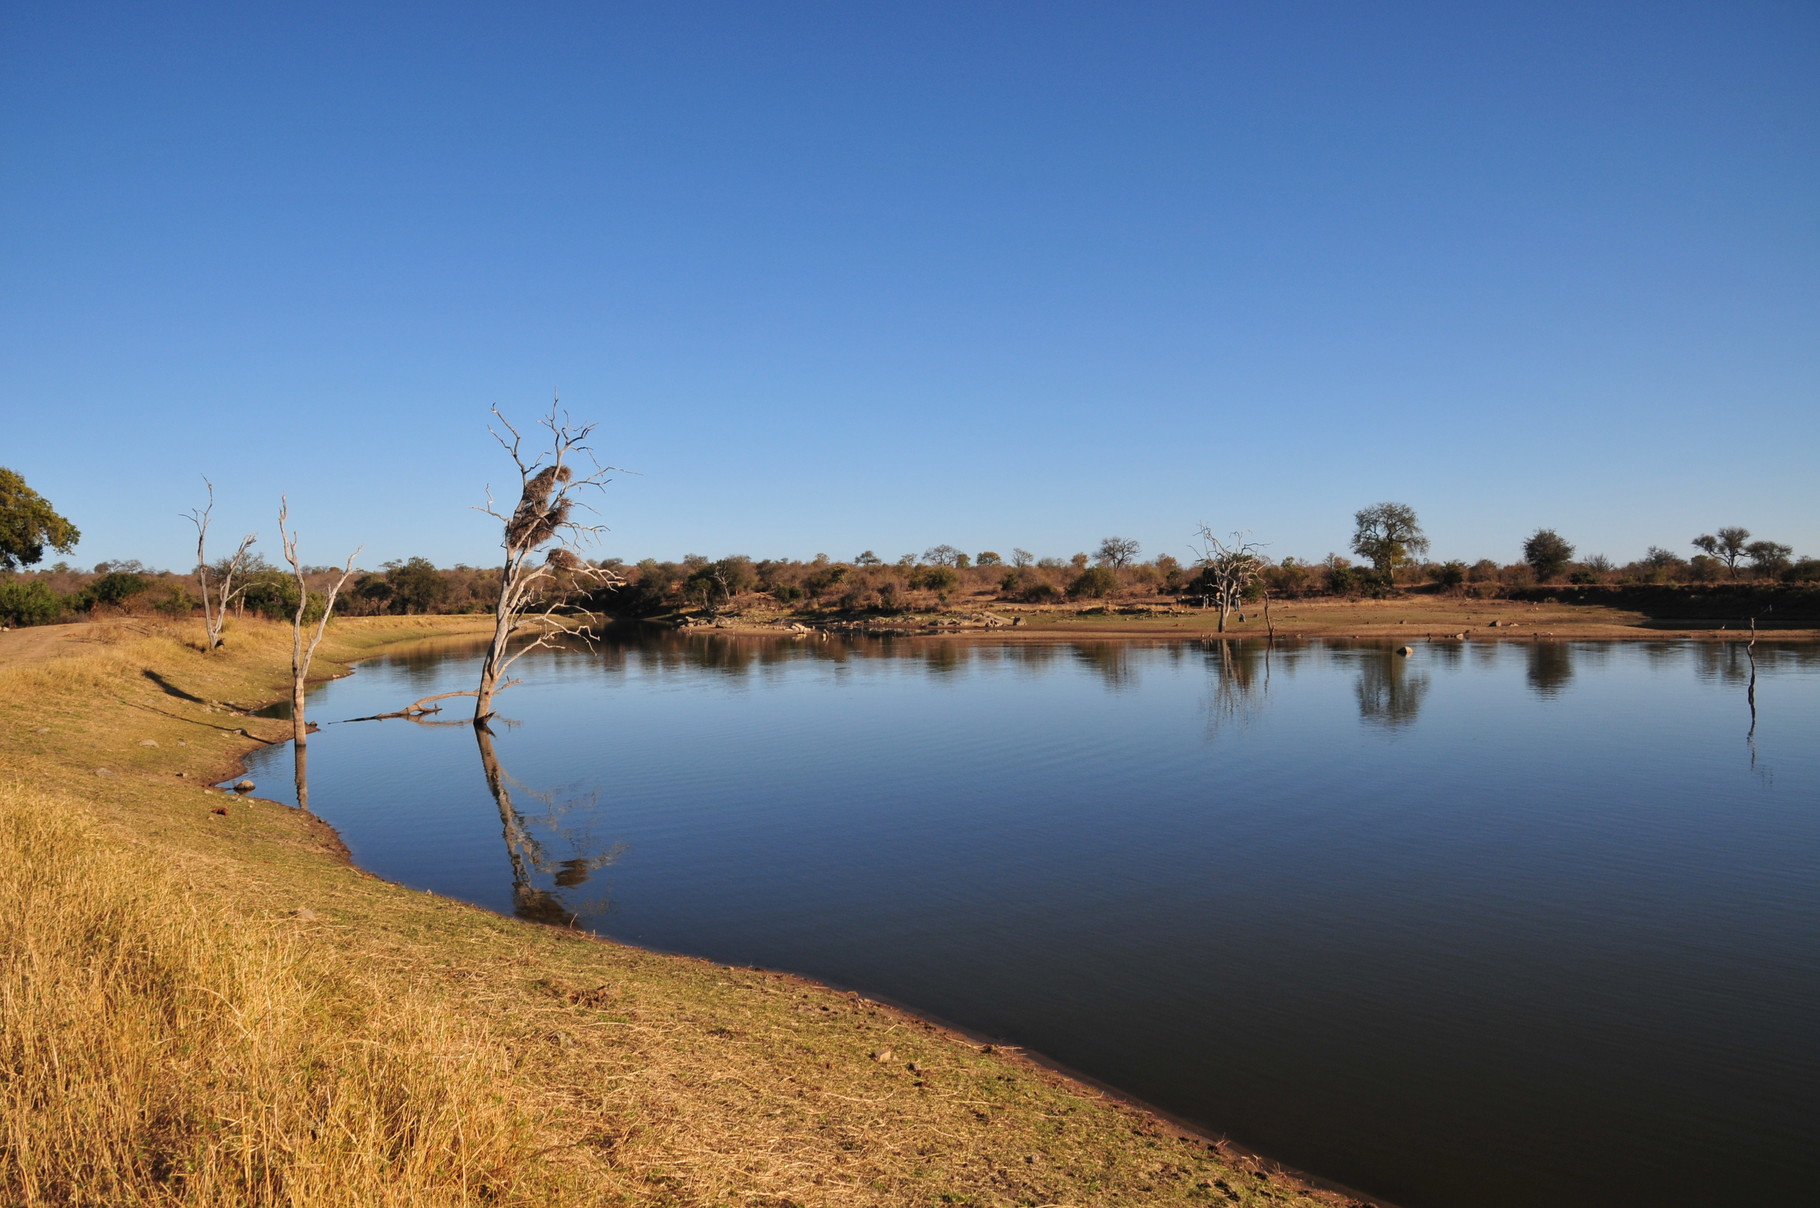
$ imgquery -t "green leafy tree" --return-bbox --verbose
[1068,565,1119,600]
[913,565,959,594]
[0,467,80,570]
[1430,561,1467,591]
[0,579,63,626]
[1745,540,1793,576]
[239,566,298,620]
[1350,502,1428,581]
[1692,527,1751,579]
[385,556,450,614]
[1522,529,1576,582]
[87,571,150,609]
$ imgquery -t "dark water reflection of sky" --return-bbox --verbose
[244,635,1820,1208]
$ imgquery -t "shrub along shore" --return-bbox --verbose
[1,615,1385,1208]
[673,588,1820,643]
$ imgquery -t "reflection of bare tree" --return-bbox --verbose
[473,725,623,926]
[1525,642,1575,699]
[1354,651,1430,729]
[1070,642,1134,690]
[1004,643,1061,672]
[1203,640,1270,732]
[1746,639,1759,766]
[1689,641,1755,686]
[920,642,968,677]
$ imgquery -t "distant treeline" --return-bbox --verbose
[5,540,1816,629]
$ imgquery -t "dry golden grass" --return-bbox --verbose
[0,780,537,1206]
[0,615,1373,1207]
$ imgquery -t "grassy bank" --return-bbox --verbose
[0,615,1369,1207]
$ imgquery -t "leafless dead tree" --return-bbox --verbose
[278,499,360,813]
[1193,526,1266,634]
[472,399,621,724]
[184,478,257,652]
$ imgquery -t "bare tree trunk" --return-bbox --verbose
[279,499,359,814]
[186,478,256,653]
[1195,526,1264,642]
[474,586,516,723]
[471,399,621,726]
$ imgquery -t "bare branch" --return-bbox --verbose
[278,497,361,813]
[183,477,256,652]
[1192,526,1268,635]
[278,497,361,678]
[473,395,626,723]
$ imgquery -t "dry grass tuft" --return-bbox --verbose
[0,780,539,1207]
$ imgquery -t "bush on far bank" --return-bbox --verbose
[4,533,1815,630]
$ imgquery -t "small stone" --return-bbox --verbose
[292,907,318,921]
[176,771,188,778]
[211,807,228,816]
[870,1048,893,1063]
[1396,645,1414,656]
[138,739,159,747]
[234,780,255,793]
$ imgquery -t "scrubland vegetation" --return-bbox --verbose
[0,616,1368,1207]
[8,530,1816,632]
[4,466,1810,629]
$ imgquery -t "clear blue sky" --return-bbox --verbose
[4,1,1815,572]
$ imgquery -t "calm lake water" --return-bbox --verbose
[243,633,1820,1208]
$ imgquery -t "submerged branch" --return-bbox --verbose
[342,689,493,723]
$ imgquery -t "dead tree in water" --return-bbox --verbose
[183,478,257,652]
[473,400,620,724]
[277,499,359,813]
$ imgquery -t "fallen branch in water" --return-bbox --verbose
[342,687,504,723]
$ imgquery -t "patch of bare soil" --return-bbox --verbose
[0,622,97,669]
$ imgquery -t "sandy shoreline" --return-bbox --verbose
[669,593,1820,644]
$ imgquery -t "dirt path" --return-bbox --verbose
[0,622,95,669]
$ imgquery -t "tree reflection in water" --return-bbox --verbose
[1070,642,1136,690]
[1203,639,1270,733]
[1353,648,1430,729]
[1525,641,1575,699]
[474,724,624,926]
